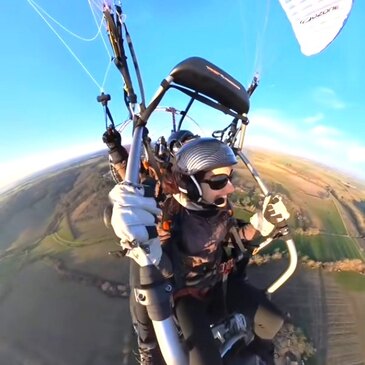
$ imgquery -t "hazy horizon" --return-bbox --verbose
[2,142,364,195]
[1,1,365,194]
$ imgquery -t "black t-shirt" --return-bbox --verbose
[169,206,231,290]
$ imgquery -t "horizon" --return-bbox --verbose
[1,1,364,190]
[2,141,364,196]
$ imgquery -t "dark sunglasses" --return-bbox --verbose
[200,170,234,190]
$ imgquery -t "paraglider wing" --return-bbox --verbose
[279,0,353,56]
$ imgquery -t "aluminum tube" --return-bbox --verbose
[141,76,174,123]
[125,77,187,365]
[237,151,269,196]
[153,319,188,365]
[125,125,144,184]
[236,150,298,294]
[267,238,298,294]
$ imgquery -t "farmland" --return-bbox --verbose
[0,149,364,364]
[233,148,365,263]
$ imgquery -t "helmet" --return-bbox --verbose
[174,137,237,176]
[174,137,237,203]
[167,130,197,154]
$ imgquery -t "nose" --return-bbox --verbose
[224,179,235,194]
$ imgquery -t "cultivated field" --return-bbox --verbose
[235,148,365,262]
[249,261,365,365]
[0,150,364,364]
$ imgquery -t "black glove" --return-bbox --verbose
[102,128,122,150]
[102,128,128,165]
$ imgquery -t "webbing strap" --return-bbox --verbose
[229,226,246,253]
[105,105,115,129]
[143,139,164,183]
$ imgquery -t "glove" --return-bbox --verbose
[102,128,129,165]
[102,128,122,150]
[250,195,290,237]
[109,183,162,267]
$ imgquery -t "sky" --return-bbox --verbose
[1,0,365,191]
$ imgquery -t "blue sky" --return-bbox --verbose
[1,0,364,190]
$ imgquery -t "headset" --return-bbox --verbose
[177,173,227,207]
[177,174,203,202]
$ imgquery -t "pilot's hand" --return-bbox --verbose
[102,128,122,150]
[109,183,162,266]
[250,195,290,237]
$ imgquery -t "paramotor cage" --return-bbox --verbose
[140,57,250,129]
[123,57,298,365]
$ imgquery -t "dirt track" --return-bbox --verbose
[248,262,365,365]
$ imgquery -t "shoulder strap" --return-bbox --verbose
[143,138,164,183]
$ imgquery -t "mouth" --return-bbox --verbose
[214,196,227,207]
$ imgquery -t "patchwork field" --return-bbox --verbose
[234,148,365,263]
[0,149,364,364]
[249,262,365,365]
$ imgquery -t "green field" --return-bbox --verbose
[247,233,362,262]
[233,203,362,262]
[306,198,347,235]
[294,234,362,261]
[334,271,365,291]
[0,252,30,284]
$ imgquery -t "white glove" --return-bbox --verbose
[109,183,162,266]
[250,195,290,237]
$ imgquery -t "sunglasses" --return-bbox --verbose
[200,170,234,190]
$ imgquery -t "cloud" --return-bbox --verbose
[310,125,341,136]
[314,137,341,149]
[0,141,103,191]
[303,113,324,124]
[347,146,365,163]
[246,108,365,179]
[313,87,346,110]
[248,109,301,140]
[309,125,342,149]
[310,125,341,137]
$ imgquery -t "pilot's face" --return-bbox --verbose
[200,166,235,207]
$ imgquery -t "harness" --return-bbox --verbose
[159,198,250,303]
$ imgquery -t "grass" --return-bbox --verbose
[29,234,69,259]
[232,207,252,221]
[334,271,365,292]
[299,195,347,235]
[268,181,292,200]
[313,201,346,235]
[0,254,28,284]
[249,234,362,262]
[57,214,75,241]
[294,234,362,261]
[233,205,362,262]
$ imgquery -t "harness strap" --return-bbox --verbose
[143,138,164,183]
[218,258,235,276]
[173,287,210,302]
[229,226,247,253]
[219,257,235,315]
